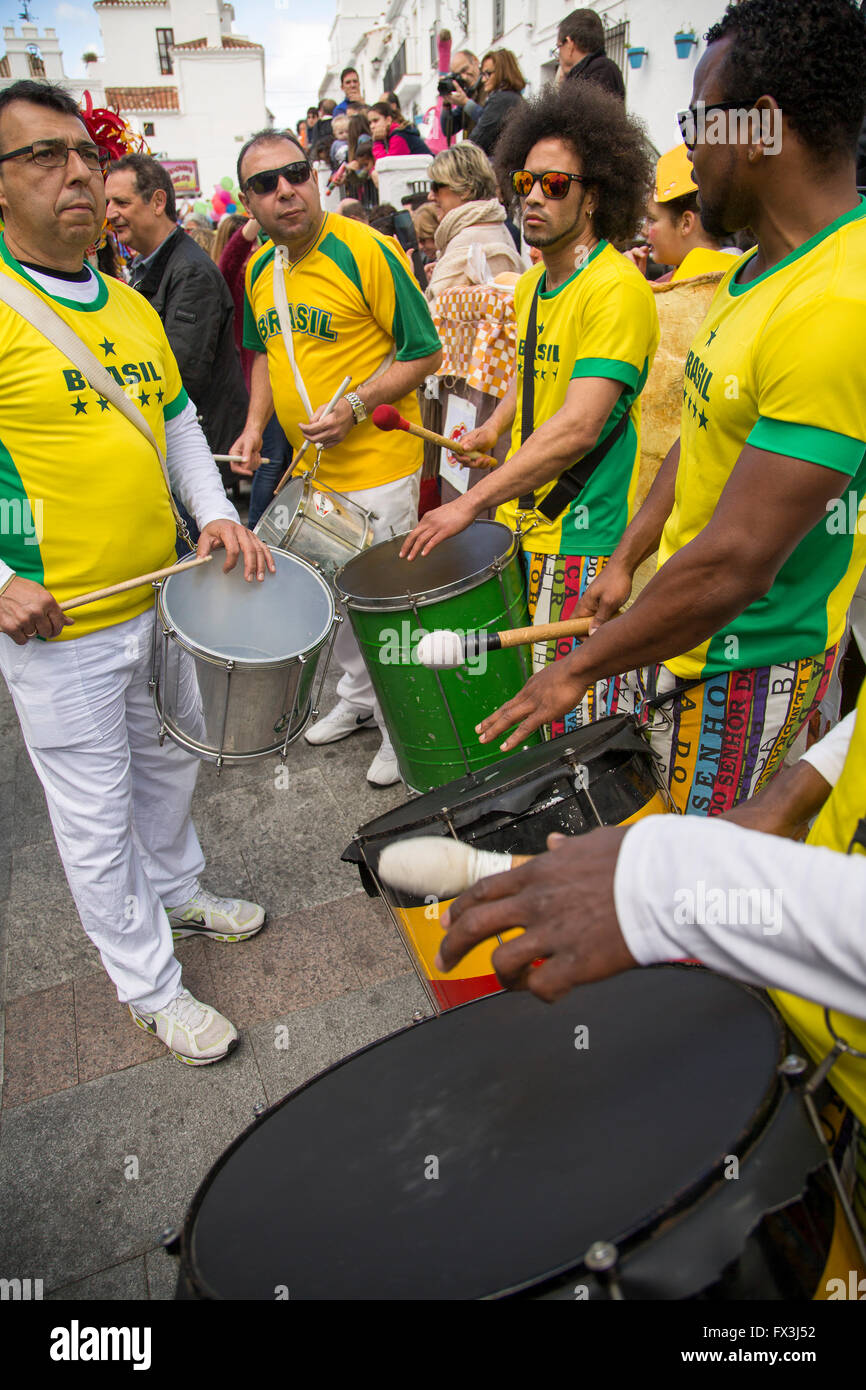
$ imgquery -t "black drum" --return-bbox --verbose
[177,968,855,1300]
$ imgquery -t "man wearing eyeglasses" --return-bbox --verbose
[556,9,625,102]
[471,0,866,819]
[440,50,485,144]
[230,129,442,787]
[0,81,272,1066]
[401,80,658,734]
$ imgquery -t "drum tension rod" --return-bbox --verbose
[779,1047,866,1270]
[585,1240,625,1300]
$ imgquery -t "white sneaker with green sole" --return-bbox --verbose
[129,988,238,1066]
[167,887,266,942]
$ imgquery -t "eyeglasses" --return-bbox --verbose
[429,181,450,193]
[243,160,312,195]
[0,138,110,171]
[511,169,589,199]
[676,102,755,150]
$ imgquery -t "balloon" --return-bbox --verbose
[225,203,237,213]
[216,188,231,204]
[220,175,233,190]
[194,199,209,214]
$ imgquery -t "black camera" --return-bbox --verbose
[437,71,470,97]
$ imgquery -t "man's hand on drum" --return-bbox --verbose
[577,559,633,633]
[197,520,276,581]
[436,826,636,1000]
[298,397,355,449]
[227,426,263,478]
[399,494,478,561]
[0,576,72,644]
[476,655,591,751]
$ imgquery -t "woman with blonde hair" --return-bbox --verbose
[425,141,525,299]
[469,48,526,155]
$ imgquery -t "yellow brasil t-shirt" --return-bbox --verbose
[0,237,187,639]
[670,246,740,283]
[497,242,659,556]
[772,675,866,1133]
[243,214,441,493]
[660,200,866,679]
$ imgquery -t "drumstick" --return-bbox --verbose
[60,554,212,612]
[371,404,498,468]
[416,616,595,669]
[275,374,353,491]
[213,454,272,466]
[378,836,534,899]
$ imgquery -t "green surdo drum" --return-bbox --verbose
[334,520,542,793]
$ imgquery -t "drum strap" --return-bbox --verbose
[517,282,630,521]
[0,273,194,550]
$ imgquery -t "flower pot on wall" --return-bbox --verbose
[626,46,647,69]
[674,31,697,58]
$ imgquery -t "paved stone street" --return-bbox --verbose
[0,641,429,1300]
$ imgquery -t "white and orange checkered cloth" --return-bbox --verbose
[432,283,517,400]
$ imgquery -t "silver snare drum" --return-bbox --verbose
[254,475,373,580]
[152,547,336,768]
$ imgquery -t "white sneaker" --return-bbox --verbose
[167,887,266,942]
[367,741,402,787]
[305,698,376,745]
[129,988,238,1066]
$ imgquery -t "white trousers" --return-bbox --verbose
[334,469,421,736]
[0,609,204,1012]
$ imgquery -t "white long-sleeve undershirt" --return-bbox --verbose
[615,814,866,1017]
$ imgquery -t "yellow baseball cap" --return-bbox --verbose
[655,142,698,202]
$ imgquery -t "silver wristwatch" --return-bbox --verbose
[345,390,367,425]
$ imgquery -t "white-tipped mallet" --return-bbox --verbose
[377,835,534,899]
[416,615,595,670]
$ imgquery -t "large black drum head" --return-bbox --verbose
[182,969,785,1300]
[336,519,514,606]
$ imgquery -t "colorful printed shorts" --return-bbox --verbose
[523,550,610,737]
[614,652,839,815]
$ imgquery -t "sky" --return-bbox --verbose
[5,0,340,126]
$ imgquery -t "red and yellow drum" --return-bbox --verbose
[344,715,672,1010]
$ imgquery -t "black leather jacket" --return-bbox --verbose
[130,227,248,457]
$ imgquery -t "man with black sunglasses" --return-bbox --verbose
[472,0,866,821]
[401,80,658,734]
[231,129,442,788]
[0,81,271,1068]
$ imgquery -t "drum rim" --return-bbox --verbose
[252,476,304,540]
[177,971,792,1301]
[157,546,335,668]
[333,519,520,611]
[344,717,656,854]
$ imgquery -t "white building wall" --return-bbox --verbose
[89,5,174,89]
[169,52,268,192]
[325,0,724,153]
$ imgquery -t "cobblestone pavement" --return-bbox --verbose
[0,626,430,1299]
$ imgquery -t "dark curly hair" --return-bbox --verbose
[706,0,866,160]
[493,80,653,246]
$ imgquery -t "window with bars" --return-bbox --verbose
[384,40,406,93]
[603,18,628,73]
[493,0,504,40]
[156,28,174,76]
[430,31,437,67]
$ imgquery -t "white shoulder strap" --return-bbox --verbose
[0,270,187,536]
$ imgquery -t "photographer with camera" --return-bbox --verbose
[440,50,484,143]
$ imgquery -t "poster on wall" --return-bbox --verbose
[161,159,200,196]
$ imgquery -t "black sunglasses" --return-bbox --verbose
[243,160,312,195]
[676,101,755,151]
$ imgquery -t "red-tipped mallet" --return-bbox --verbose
[371,404,497,467]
